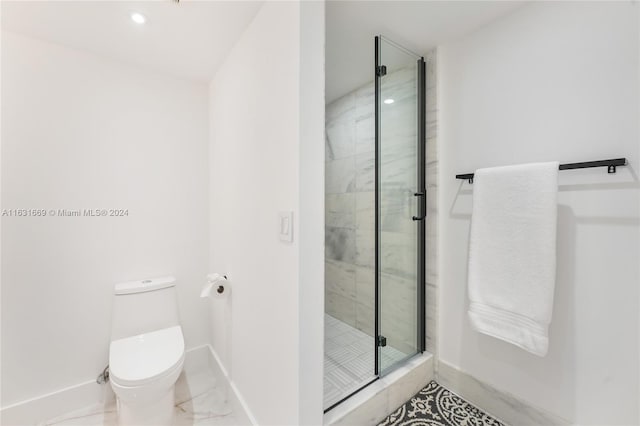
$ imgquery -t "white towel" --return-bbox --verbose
[468,162,558,356]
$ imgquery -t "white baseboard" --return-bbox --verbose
[436,360,571,426]
[204,344,258,426]
[1,378,106,426]
[0,344,215,426]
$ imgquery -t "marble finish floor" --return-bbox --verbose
[39,366,251,426]
[379,381,505,426]
[324,314,406,409]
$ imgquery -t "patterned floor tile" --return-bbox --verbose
[379,381,504,426]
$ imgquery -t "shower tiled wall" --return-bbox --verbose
[424,50,438,356]
[325,50,437,355]
[325,78,376,336]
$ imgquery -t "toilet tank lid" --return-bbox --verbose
[115,276,176,295]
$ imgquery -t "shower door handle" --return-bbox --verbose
[412,191,426,221]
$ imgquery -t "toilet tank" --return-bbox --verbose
[111,276,181,341]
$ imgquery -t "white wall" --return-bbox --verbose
[298,1,325,424]
[1,31,210,407]
[439,2,639,424]
[208,2,324,424]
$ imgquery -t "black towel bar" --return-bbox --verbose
[456,158,627,184]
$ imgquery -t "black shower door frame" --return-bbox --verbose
[323,35,426,414]
[374,35,426,376]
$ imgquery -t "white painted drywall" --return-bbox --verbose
[1,31,209,407]
[298,1,325,424]
[438,2,639,424]
[209,1,326,424]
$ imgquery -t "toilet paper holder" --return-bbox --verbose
[201,273,229,298]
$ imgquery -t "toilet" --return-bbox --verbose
[109,276,185,426]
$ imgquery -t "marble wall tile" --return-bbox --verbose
[380,231,417,280]
[326,54,438,357]
[426,121,438,145]
[355,191,375,271]
[326,193,355,229]
[355,191,375,230]
[355,226,375,269]
[380,189,414,234]
[325,156,356,194]
[380,68,416,107]
[380,271,418,353]
[380,318,416,355]
[355,84,374,121]
[325,80,375,326]
[424,50,438,357]
[426,159,438,189]
[355,266,375,309]
[380,273,417,318]
[355,150,375,191]
[325,212,356,230]
[325,133,333,161]
[425,282,438,354]
[326,290,357,328]
[426,222,438,284]
[426,139,438,167]
[325,259,356,300]
[425,330,436,356]
[355,302,374,336]
[326,92,356,123]
[355,115,374,154]
[326,121,356,162]
[425,283,437,324]
[380,272,418,314]
[380,125,415,148]
[326,227,356,263]
[325,212,355,229]
[327,192,356,213]
[380,151,417,191]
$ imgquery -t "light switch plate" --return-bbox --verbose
[278,211,293,243]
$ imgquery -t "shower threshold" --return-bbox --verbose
[323,350,434,425]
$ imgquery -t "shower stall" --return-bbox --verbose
[324,36,426,410]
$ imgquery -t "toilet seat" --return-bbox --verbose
[109,326,184,387]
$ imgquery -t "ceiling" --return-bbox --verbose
[1,1,263,83]
[326,1,528,103]
[2,1,527,95]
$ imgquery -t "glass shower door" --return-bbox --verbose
[375,36,425,374]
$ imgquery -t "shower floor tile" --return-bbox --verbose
[324,314,406,409]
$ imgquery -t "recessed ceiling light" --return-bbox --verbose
[384,98,394,104]
[131,12,146,24]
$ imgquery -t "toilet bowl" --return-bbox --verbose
[110,325,185,426]
[109,276,184,426]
